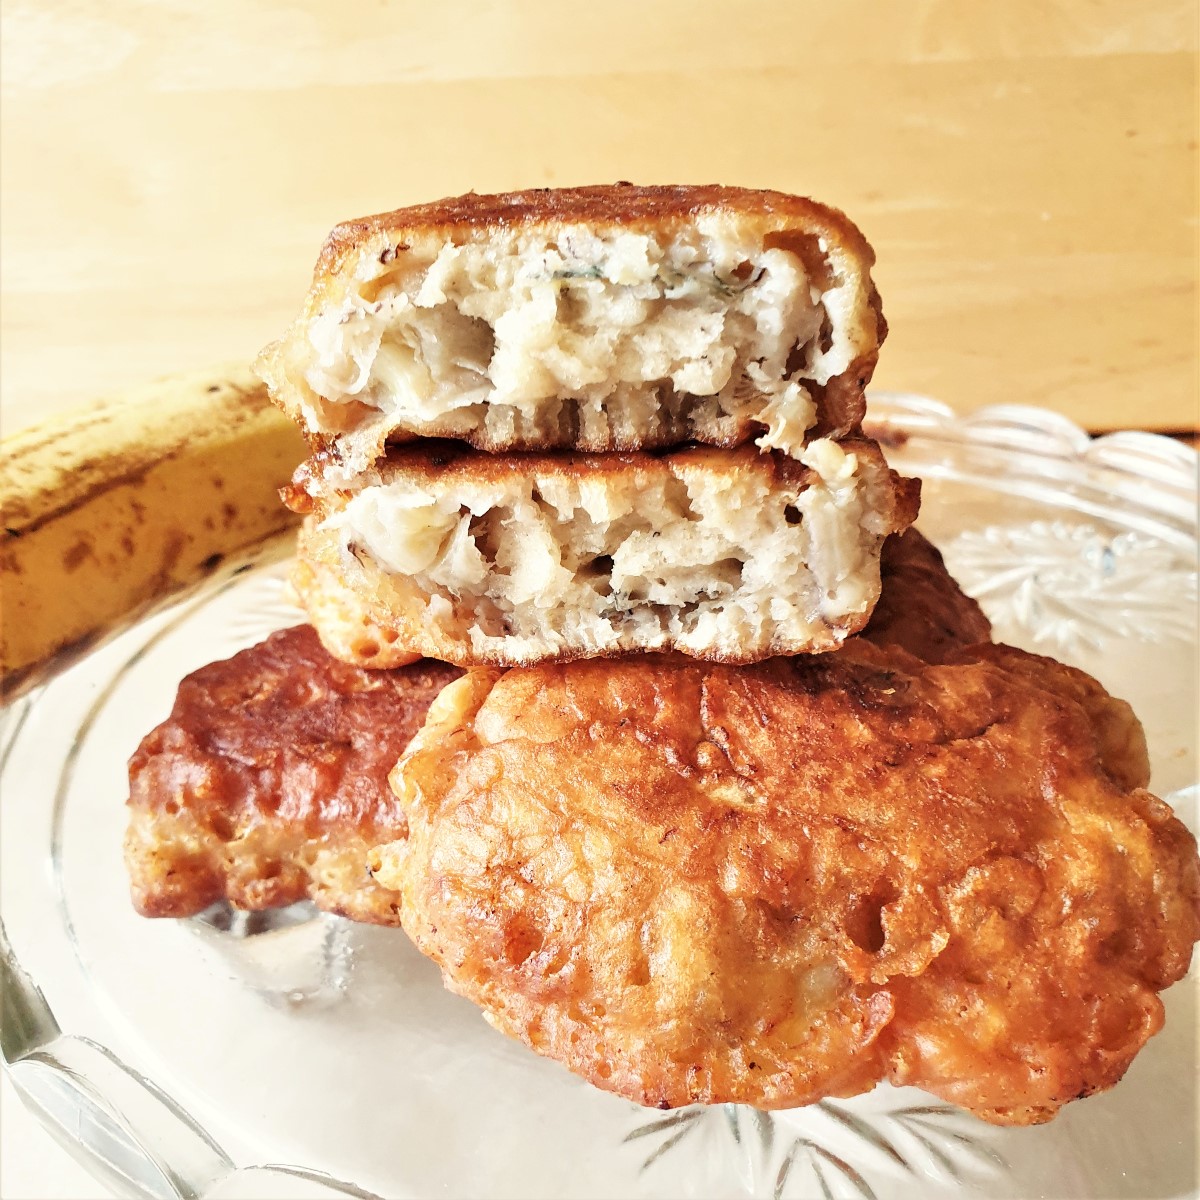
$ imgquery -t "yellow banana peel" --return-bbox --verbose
[0,365,307,701]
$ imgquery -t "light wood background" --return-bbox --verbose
[1,0,1196,438]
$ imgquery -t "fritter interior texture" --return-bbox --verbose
[125,625,461,923]
[373,645,1198,1125]
[256,184,884,473]
[291,438,919,666]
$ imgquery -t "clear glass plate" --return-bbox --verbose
[2,395,1197,1200]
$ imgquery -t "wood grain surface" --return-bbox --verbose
[0,0,1196,437]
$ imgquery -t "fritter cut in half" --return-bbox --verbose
[256,184,885,473]
[290,438,919,667]
[125,625,461,924]
[371,644,1198,1126]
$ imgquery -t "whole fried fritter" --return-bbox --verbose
[372,644,1199,1125]
[125,625,461,923]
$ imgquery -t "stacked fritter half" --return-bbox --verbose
[127,186,1199,1127]
[261,186,917,665]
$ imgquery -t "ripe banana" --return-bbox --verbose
[0,365,308,701]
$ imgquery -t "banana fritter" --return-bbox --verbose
[293,524,978,672]
[372,644,1198,1125]
[125,625,460,923]
[289,438,919,667]
[256,184,884,470]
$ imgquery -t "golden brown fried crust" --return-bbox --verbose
[125,626,460,924]
[288,555,425,671]
[373,645,1200,1125]
[314,183,878,287]
[945,642,1151,792]
[865,529,992,663]
[865,536,1146,788]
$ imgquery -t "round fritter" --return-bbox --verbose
[125,625,461,923]
[371,643,1199,1125]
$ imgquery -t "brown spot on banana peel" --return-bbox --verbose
[62,536,96,572]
